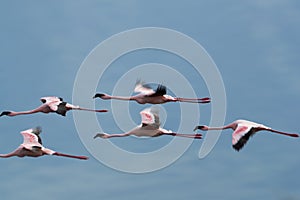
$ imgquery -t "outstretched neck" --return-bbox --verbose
[109,95,134,101]
[207,124,234,130]
[8,110,41,116]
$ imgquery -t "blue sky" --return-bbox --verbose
[0,1,300,200]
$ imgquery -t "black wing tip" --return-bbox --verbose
[232,144,242,151]
[232,128,256,152]
[154,84,167,96]
[55,102,67,116]
[32,126,42,134]
[56,112,67,117]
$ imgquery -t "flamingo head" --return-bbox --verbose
[93,93,111,100]
[193,125,209,131]
[94,133,110,139]
[32,126,42,135]
[0,111,12,117]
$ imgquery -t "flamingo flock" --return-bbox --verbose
[0,78,298,162]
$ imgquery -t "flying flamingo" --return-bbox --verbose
[94,106,202,139]
[93,80,210,104]
[194,119,299,151]
[0,96,108,117]
[0,127,88,160]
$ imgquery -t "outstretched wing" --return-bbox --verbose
[148,84,167,97]
[42,98,69,116]
[232,125,255,151]
[134,80,155,95]
[140,107,160,128]
[54,102,68,116]
[20,128,42,149]
[40,96,63,104]
[140,108,155,125]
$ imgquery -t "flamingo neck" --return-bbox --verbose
[109,96,133,101]
[206,124,234,131]
[9,110,38,116]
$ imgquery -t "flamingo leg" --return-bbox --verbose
[176,97,211,104]
[94,133,131,139]
[53,152,88,160]
[268,129,299,137]
[76,107,108,113]
[0,147,23,158]
[0,153,17,158]
[164,133,202,139]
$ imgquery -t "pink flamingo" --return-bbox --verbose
[94,106,202,139]
[194,119,299,151]
[93,80,210,104]
[0,127,88,160]
[0,96,108,117]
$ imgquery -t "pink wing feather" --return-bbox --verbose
[140,108,155,124]
[20,129,42,149]
[232,125,252,145]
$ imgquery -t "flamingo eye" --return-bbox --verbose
[41,99,46,103]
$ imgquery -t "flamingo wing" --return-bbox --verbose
[232,125,255,151]
[41,96,67,114]
[134,80,155,95]
[54,102,68,116]
[55,102,80,116]
[45,99,69,116]
[40,96,63,104]
[147,84,167,97]
[140,108,155,125]
[20,129,42,149]
[140,107,160,129]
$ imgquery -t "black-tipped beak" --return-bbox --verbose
[0,111,11,117]
[94,133,101,139]
[93,93,105,99]
[193,125,205,131]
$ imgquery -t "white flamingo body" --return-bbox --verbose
[0,127,88,160]
[94,106,202,139]
[194,119,299,151]
[0,96,108,117]
[93,80,210,104]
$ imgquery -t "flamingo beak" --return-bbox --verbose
[193,126,204,131]
[0,111,11,117]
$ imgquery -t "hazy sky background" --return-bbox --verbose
[0,1,299,200]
